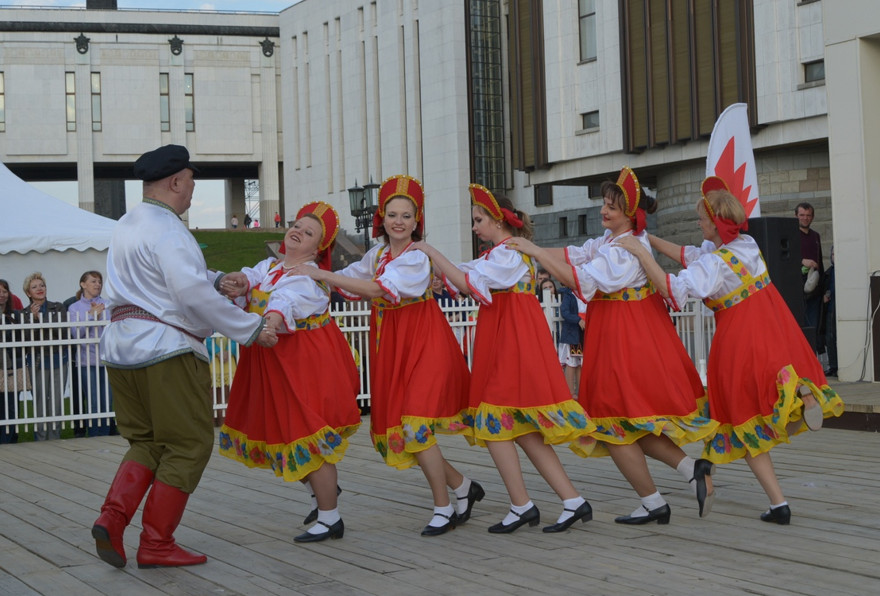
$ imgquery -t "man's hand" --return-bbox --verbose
[220,272,248,298]
[254,324,278,348]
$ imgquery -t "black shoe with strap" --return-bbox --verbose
[614,504,671,525]
[294,519,345,543]
[760,505,791,525]
[457,480,485,524]
[691,459,716,518]
[303,485,343,525]
[487,504,540,534]
[421,511,458,536]
[542,500,593,533]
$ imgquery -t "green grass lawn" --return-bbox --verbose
[192,229,285,273]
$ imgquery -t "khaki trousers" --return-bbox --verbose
[108,354,213,493]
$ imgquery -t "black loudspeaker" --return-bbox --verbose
[746,217,804,324]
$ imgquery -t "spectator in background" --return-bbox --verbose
[796,202,824,348]
[1,279,20,444]
[431,275,451,305]
[823,246,837,377]
[231,215,239,230]
[535,268,551,302]
[16,272,68,441]
[68,271,114,437]
[274,211,281,228]
[8,289,23,311]
[244,213,252,229]
[557,285,585,398]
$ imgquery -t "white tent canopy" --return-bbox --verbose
[0,162,116,301]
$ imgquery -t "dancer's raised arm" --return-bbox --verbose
[614,235,670,299]
[504,238,576,289]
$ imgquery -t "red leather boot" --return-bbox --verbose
[92,460,155,568]
[136,480,208,568]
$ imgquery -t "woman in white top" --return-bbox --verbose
[616,176,844,524]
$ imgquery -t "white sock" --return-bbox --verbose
[628,491,666,517]
[453,478,472,515]
[769,501,788,510]
[501,501,534,526]
[307,508,340,535]
[556,496,586,524]
[428,504,455,528]
[676,456,697,495]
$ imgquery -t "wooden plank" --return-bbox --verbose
[1,426,879,595]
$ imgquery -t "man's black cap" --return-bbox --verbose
[133,144,200,181]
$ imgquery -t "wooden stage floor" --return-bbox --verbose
[1,396,879,595]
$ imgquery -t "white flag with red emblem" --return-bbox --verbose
[706,103,760,217]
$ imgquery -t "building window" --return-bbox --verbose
[804,60,825,83]
[90,73,102,131]
[535,183,553,207]
[580,110,599,131]
[579,0,597,62]
[469,0,506,193]
[620,1,757,152]
[558,216,569,237]
[184,73,195,132]
[0,72,5,133]
[159,73,171,132]
[578,213,587,235]
[66,72,76,132]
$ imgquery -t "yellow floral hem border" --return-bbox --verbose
[471,401,595,447]
[218,423,361,482]
[570,397,717,458]
[372,412,474,470]
[702,366,844,464]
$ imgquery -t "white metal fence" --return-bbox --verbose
[0,294,716,439]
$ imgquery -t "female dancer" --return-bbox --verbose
[616,177,844,523]
[508,167,718,524]
[292,175,482,537]
[218,202,361,543]
[416,185,594,534]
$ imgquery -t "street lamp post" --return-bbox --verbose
[348,177,380,253]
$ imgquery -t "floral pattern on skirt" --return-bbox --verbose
[570,396,716,458]
[372,412,474,470]
[219,423,360,482]
[702,365,844,464]
[471,401,594,447]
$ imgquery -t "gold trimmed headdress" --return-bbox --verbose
[372,175,425,238]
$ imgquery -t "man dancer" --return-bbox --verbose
[92,145,278,569]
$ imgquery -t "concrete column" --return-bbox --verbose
[225,179,247,229]
[259,50,281,228]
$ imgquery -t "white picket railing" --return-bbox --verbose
[0,294,716,439]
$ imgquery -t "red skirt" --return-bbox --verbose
[702,283,844,463]
[219,321,361,482]
[469,292,593,446]
[368,299,472,469]
[571,293,716,457]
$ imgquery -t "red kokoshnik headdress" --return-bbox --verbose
[468,183,523,228]
[701,175,748,244]
[288,201,340,270]
[372,175,425,238]
[616,166,647,235]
